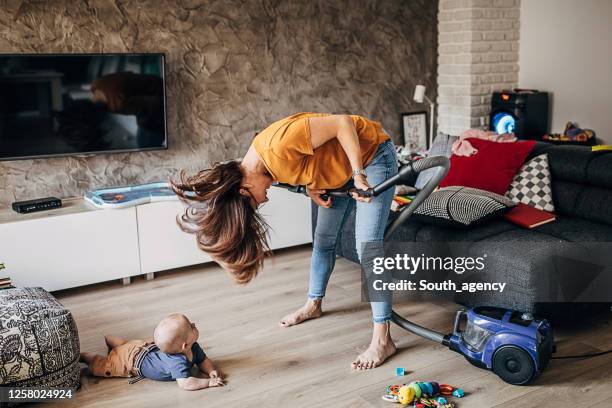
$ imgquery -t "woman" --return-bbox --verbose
[172,112,398,370]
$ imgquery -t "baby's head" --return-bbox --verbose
[154,313,199,354]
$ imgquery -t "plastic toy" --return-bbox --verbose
[85,182,175,209]
[397,385,415,405]
[383,381,464,406]
[395,367,405,376]
[409,382,422,398]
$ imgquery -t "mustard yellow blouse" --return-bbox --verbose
[252,112,390,189]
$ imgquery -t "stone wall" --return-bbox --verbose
[437,0,520,135]
[0,0,438,207]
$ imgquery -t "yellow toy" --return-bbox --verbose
[398,385,415,405]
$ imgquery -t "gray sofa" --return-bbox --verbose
[311,143,612,315]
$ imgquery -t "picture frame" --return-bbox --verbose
[400,111,429,153]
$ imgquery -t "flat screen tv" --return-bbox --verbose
[0,53,167,161]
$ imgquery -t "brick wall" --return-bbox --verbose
[437,0,520,136]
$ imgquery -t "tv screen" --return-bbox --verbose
[0,53,167,161]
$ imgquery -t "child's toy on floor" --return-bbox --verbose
[383,381,465,407]
[395,367,406,376]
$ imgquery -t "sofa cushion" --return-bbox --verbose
[413,186,515,228]
[456,229,565,312]
[534,217,612,241]
[388,207,523,243]
[439,138,536,195]
[527,144,612,225]
[506,154,555,212]
[545,145,612,190]
[0,287,80,390]
[552,180,612,226]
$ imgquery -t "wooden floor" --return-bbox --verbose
[46,246,611,408]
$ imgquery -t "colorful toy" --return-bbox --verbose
[395,367,405,376]
[409,382,422,398]
[382,381,464,406]
[397,385,415,405]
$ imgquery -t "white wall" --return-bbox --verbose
[519,0,612,143]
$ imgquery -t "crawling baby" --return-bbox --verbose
[80,313,224,390]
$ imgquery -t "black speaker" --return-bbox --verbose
[490,89,549,140]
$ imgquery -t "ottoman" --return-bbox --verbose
[0,287,80,391]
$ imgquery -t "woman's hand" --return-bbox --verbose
[351,175,372,203]
[307,188,332,208]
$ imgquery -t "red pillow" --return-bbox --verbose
[439,138,536,195]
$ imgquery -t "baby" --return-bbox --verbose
[80,313,224,390]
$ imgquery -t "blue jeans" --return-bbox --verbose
[308,140,398,323]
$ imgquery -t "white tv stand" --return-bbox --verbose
[0,187,312,292]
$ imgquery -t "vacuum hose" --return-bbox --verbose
[383,156,450,240]
[382,156,451,344]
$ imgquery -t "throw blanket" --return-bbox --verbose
[452,129,516,156]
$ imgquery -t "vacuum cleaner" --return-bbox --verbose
[277,156,555,385]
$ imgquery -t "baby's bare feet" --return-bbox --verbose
[80,352,96,364]
[104,335,126,352]
[279,299,323,327]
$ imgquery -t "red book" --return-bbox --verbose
[504,203,556,228]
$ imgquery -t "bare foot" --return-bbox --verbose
[80,352,96,364]
[104,335,127,351]
[279,298,323,327]
[351,322,397,370]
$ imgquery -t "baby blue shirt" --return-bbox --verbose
[140,342,207,381]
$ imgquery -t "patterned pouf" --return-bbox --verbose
[0,287,80,391]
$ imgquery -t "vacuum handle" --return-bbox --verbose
[319,156,448,201]
[273,184,372,201]
[453,310,467,337]
[322,187,373,201]
[274,155,449,212]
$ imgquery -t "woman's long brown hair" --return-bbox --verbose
[170,161,269,284]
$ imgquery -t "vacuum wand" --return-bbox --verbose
[277,157,448,203]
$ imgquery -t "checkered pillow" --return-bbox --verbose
[506,154,555,212]
[413,186,515,228]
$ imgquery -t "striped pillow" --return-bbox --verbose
[414,186,515,228]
